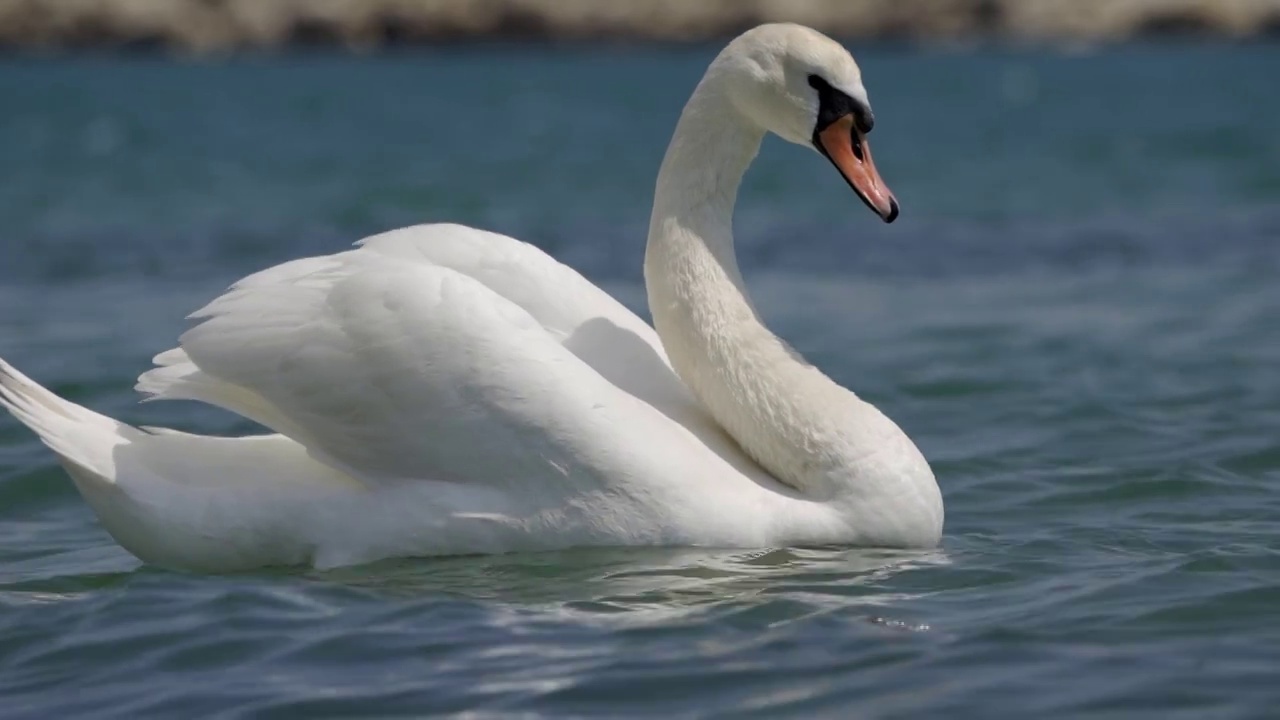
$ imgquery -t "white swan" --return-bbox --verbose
[0,23,942,571]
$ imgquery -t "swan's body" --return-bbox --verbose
[0,24,942,571]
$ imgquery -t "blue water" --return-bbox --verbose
[2,42,1280,717]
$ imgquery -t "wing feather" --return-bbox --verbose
[136,224,731,489]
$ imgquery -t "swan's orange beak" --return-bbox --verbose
[817,114,898,223]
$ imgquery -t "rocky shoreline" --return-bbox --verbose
[2,0,1278,53]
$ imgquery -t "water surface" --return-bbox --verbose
[1,43,1279,718]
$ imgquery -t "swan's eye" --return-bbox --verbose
[807,74,872,135]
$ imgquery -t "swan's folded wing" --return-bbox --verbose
[150,250,670,488]
[355,224,714,436]
[356,224,660,348]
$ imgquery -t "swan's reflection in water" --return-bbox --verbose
[3,544,953,715]
[314,545,950,631]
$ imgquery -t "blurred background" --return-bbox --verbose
[2,2,1279,718]
[4,0,1280,49]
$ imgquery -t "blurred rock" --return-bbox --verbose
[1,0,1278,53]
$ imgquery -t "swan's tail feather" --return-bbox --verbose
[0,357,128,483]
[135,348,306,442]
[0,357,358,571]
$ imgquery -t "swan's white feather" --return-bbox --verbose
[1,337,811,571]
[138,224,726,487]
[4,225,828,569]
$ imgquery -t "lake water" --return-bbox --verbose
[1,42,1279,718]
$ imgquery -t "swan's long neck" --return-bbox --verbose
[644,74,925,502]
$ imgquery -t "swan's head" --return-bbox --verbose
[715,23,898,222]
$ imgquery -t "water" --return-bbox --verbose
[2,42,1279,717]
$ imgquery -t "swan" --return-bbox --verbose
[0,23,942,571]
